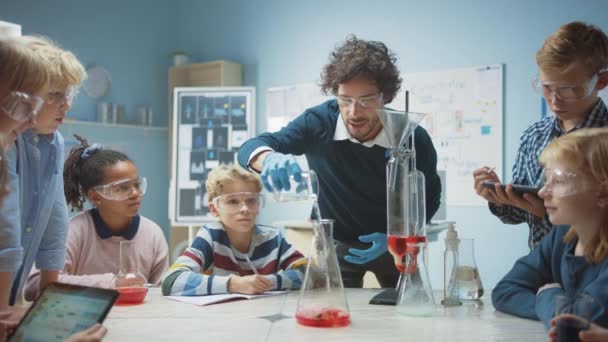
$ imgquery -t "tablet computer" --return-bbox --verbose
[482,181,540,196]
[8,283,118,342]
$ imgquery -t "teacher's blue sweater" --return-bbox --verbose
[237,99,441,243]
[492,226,608,329]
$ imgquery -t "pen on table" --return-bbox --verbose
[245,257,259,274]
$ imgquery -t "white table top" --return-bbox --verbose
[104,288,547,341]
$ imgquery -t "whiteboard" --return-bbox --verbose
[392,64,504,206]
[169,87,256,225]
[266,83,331,132]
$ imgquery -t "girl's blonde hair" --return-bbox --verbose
[0,37,49,95]
[205,164,262,202]
[536,21,608,76]
[540,127,608,263]
[21,35,86,87]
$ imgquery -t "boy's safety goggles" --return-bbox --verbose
[212,192,262,212]
[0,91,44,123]
[46,86,78,106]
[532,69,606,102]
[94,177,147,201]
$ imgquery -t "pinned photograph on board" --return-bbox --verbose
[180,96,197,124]
[212,126,229,149]
[219,151,235,165]
[191,127,207,150]
[190,151,206,181]
[212,96,229,123]
[229,96,247,126]
[198,96,214,120]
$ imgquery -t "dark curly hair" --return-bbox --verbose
[63,134,131,211]
[320,35,401,103]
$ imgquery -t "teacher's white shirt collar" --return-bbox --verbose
[333,113,390,148]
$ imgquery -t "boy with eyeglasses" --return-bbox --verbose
[0,36,86,309]
[237,35,441,288]
[162,164,307,296]
[474,21,608,249]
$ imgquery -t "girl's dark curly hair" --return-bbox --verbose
[63,134,131,211]
[320,35,401,103]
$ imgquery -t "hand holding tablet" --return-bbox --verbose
[8,283,118,342]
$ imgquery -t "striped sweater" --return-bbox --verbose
[161,222,307,296]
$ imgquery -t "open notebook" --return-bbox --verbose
[165,291,288,306]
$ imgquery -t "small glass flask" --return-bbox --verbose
[295,219,350,327]
[113,240,148,305]
[453,238,484,301]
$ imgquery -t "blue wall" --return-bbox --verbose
[0,0,177,127]
[2,0,608,289]
[174,0,608,288]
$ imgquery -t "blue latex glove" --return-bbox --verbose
[343,232,388,264]
[261,152,303,192]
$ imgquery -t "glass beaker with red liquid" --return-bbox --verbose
[296,219,350,328]
[113,240,148,305]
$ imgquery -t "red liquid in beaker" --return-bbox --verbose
[115,287,147,305]
[296,308,351,328]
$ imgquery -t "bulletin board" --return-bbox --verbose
[393,64,504,207]
[169,87,256,225]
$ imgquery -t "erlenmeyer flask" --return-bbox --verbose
[113,240,148,305]
[396,242,435,316]
[296,219,350,327]
[453,238,484,301]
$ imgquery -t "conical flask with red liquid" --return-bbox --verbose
[296,219,350,327]
[113,240,148,305]
[396,241,435,316]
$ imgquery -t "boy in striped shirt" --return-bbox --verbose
[162,165,307,296]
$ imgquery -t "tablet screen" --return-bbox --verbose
[9,283,118,342]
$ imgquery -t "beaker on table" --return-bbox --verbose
[296,219,350,328]
[113,240,148,305]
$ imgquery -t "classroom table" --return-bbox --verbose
[104,288,547,341]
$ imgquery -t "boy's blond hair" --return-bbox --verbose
[206,164,263,202]
[540,127,608,263]
[21,35,86,87]
[0,37,49,95]
[536,21,608,76]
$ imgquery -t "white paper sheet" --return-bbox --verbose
[165,290,288,306]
